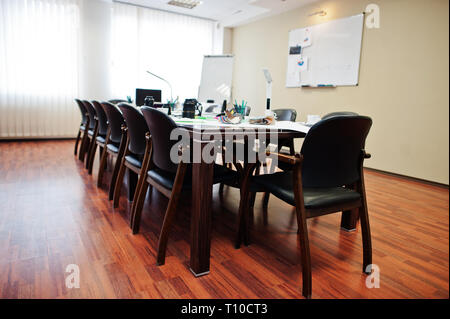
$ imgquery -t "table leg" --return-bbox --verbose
[190,140,214,277]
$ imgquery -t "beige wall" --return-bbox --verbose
[231,0,449,184]
[223,27,234,54]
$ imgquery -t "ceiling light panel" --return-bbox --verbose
[167,0,202,9]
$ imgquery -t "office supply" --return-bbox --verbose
[221,100,227,113]
[182,99,202,119]
[233,100,248,117]
[198,55,234,105]
[286,14,364,87]
[144,96,155,107]
[146,71,173,103]
[135,88,162,106]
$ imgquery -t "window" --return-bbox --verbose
[0,0,80,137]
[111,2,214,104]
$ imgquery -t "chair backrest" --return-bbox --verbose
[118,103,149,156]
[322,111,358,120]
[75,99,88,125]
[108,99,128,105]
[92,100,108,136]
[205,105,219,113]
[141,106,181,173]
[82,100,97,130]
[300,115,372,188]
[274,108,297,122]
[101,102,125,145]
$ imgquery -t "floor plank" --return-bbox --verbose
[0,140,448,299]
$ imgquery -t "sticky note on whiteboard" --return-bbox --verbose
[303,29,312,47]
[298,56,308,71]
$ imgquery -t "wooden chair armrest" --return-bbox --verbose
[265,151,303,165]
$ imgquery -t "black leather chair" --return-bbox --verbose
[274,108,297,122]
[131,106,239,265]
[322,111,358,120]
[204,105,219,113]
[98,102,127,200]
[81,100,98,169]
[86,100,109,174]
[113,103,150,208]
[74,99,89,159]
[237,115,373,298]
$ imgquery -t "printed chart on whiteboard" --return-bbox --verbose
[286,14,364,87]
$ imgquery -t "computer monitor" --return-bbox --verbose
[135,88,162,106]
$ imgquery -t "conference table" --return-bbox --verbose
[172,117,311,277]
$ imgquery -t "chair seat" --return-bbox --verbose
[106,143,120,154]
[125,155,143,168]
[148,164,238,191]
[96,135,106,144]
[252,171,361,209]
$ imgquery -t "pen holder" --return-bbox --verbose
[234,105,247,118]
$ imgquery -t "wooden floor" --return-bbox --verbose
[0,140,448,299]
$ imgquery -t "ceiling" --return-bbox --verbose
[116,0,319,27]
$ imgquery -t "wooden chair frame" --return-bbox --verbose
[78,115,91,162]
[97,125,128,201]
[74,116,87,157]
[85,114,99,173]
[112,128,150,209]
[81,103,98,170]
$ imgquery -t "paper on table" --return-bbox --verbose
[274,121,311,133]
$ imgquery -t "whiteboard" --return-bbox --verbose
[286,14,364,87]
[198,55,233,104]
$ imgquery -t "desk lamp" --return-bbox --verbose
[263,68,272,116]
[146,71,173,104]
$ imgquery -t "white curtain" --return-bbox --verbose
[0,0,80,138]
[111,2,214,103]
